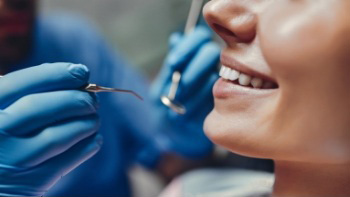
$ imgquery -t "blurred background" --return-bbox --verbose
[40,0,193,79]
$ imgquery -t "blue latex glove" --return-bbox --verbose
[0,63,102,196]
[148,26,221,161]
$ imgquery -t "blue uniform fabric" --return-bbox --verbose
[9,13,158,197]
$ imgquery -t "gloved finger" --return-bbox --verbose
[176,42,220,101]
[168,32,183,50]
[8,134,102,195]
[151,32,182,98]
[0,90,98,136]
[165,26,212,71]
[41,134,102,179]
[0,115,100,168]
[168,73,217,120]
[181,42,220,92]
[183,73,218,117]
[150,66,173,102]
[151,28,213,101]
[0,63,90,109]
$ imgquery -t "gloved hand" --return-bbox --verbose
[147,26,221,161]
[0,63,102,197]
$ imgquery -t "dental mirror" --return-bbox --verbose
[160,0,204,114]
[161,71,186,115]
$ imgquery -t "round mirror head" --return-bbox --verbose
[161,96,186,115]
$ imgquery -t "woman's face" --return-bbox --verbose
[204,0,350,164]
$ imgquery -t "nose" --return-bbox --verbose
[203,0,257,44]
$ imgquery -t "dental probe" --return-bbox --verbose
[161,0,204,115]
[0,75,143,100]
[84,84,143,100]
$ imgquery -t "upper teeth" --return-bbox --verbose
[219,65,273,89]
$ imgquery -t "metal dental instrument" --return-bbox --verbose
[184,0,204,35]
[0,75,143,100]
[161,0,204,114]
[84,84,143,100]
[161,71,186,114]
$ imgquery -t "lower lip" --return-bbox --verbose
[213,78,276,99]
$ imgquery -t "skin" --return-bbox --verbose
[0,0,36,73]
[203,0,350,196]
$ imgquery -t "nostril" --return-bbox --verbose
[213,23,237,38]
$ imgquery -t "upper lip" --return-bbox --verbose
[220,53,277,84]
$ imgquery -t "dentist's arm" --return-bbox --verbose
[0,63,102,197]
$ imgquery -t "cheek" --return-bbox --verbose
[258,3,350,110]
[261,14,325,76]
[259,2,349,79]
[256,4,350,163]
[258,1,350,113]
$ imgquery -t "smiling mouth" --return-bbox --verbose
[214,54,279,99]
[214,65,278,99]
[219,52,279,91]
[219,65,278,89]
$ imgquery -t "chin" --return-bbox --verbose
[205,109,350,165]
[204,108,275,160]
